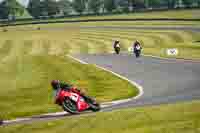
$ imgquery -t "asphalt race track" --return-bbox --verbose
[74,54,200,111]
[1,26,200,126]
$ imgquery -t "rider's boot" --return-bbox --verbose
[82,95,96,104]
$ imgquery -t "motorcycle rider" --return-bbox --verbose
[113,40,120,54]
[133,40,142,57]
[51,80,95,105]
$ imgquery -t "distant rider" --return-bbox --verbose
[113,40,121,54]
[51,80,95,104]
[133,40,142,57]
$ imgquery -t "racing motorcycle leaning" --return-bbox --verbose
[54,89,101,114]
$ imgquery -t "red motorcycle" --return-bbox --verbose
[54,89,101,114]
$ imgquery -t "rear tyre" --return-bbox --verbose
[62,97,79,114]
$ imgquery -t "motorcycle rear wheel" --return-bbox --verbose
[62,97,79,114]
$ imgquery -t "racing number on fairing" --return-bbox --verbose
[70,93,79,102]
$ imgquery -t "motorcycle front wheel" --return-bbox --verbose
[90,103,101,112]
[135,51,141,58]
[62,97,79,114]
[115,48,120,54]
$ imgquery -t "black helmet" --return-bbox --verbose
[51,80,60,90]
[115,40,119,43]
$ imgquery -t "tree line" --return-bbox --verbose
[0,0,200,19]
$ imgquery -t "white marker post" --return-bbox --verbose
[128,47,133,53]
[166,48,179,56]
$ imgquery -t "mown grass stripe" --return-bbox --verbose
[0,40,13,60]
[77,31,162,49]
[23,40,34,55]
[80,29,194,47]
[67,39,88,54]
[79,29,197,43]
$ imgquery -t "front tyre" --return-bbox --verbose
[90,103,101,112]
[62,97,79,114]
[115,48,120,54]
[0,120,3,125]
[135,50,141,58]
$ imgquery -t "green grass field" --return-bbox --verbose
[0,28,139,120]
[0,9,200,132]
[1,100,200,133]
[2,25,200,59]
[0,17,200,119]
[0,22,199,120]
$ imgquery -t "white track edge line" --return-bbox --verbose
[2,55,144,125]
[92,64,144,105]
[67,55,144,106]
[126,52,200,62]
[143,54,179,60]
[143,54,200,62]
[67,55,88,64]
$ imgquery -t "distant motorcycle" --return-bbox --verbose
[113,41,120,55]
[54,89,100,114]
[134,45,142,58]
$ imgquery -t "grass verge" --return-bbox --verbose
[1,100,200,133]
[1,27,200,59]
[0,9,200,120]
[0,53,138,120]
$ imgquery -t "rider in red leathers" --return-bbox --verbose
[51,80,95,104]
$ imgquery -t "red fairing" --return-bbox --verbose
[55,90,70,104]
[77,97,90,111]
[55,89,90,112]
